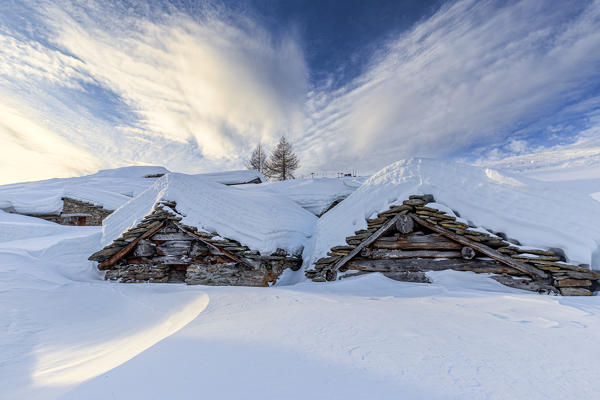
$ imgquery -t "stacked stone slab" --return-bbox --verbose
[306,195,600,296]
[89,201,300,286]
[25,197,113,226]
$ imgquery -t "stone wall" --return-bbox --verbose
[307,194,600,296]
[91,202,300,286]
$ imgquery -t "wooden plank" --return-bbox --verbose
[409,213,547,278]
[345,258,524,275]
[99,222,164,269]
[174,222,259,270]
[361,248,462,259]
[373,234,462,250]
[328,211,409,280]
[151,233,194,241]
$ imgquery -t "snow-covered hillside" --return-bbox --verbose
[480,134,600,201]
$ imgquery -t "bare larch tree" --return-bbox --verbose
[265,136,299,181]
[246,142,268,176]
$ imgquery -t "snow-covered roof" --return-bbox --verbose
[238,177,366,215]
[194,169,265,185]
[304,158,600,268]
[101,173,317,255]
[0,166,169,214]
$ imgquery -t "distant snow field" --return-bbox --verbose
[1,160,600,399]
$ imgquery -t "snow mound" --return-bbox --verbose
[0,166,170,214]
[239,177,366,215]
[101,173,317,255]
[304,158,600,269]
[193,169,265,185]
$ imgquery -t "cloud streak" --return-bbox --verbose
[298,0,600,174]
[0,0,599,183]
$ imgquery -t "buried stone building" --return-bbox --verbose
[306,195,600,295]
[89,173,316,286]
[304,159,600,296]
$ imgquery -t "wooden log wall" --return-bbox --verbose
[306,195,600,296]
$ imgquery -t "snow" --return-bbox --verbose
[193,169,265,185]
[480,134,600,201]
[239,176,365,215]
[304,158,600,271]
[101,173,317,255]
[0,166,169,214]
[2,162,600,399]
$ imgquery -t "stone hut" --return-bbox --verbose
[89,173,316,286]
[306,194,600,296]
[28,197,113,226]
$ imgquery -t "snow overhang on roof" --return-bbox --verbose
[100,173,317,255]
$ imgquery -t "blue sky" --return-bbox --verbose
[0,0,599,183]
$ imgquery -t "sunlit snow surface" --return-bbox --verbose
[304,158,600,271]
[1,160,600,399]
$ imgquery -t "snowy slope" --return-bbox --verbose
[304,158,600,271]
[0,166,169,214]
[101,173,317,255]
[239,177,366,215]
[483,134,600,181]
[193,169,265,185]
[481,134,600,202]
[2,164,600,400]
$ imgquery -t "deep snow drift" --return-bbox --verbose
[2,160,600,400]
[239,176,365,215]
[304,158,600,270]
[101,173,317,255]
[0,166,169,214]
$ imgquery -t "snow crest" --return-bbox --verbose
[304,158,600,269]
[101,173,317,255]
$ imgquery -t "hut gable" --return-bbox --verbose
[306,195,600,296]
[90,201,301,286]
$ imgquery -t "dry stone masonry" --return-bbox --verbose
[306,195,600,296]
[89,201,300,286]
[27,197,113,226]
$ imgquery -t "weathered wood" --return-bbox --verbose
[328,211,409,275]
[175,222,259,270]
[345,258,525,275]
[490,275,558,293]
[150,255,191,265]
[395,214,414,234]
[133,240,156,257]
[461,246,476,260]
[383,271,430,283]
[409,213,547,279]
[99,222,164,269]
[156,246,189,256]
[373,234,462,250]
[361,248,462,259]
[157,240,194,248]
[555,278,592,287]
[151,232,194,241]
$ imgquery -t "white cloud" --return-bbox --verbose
[1,0,599,183]
[297,0,600,174]
[0,101,104,184]
[0,1,308,183]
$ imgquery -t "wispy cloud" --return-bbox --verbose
[0,0,307,183]
[0,0,599,183]
[297,0,600,174]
